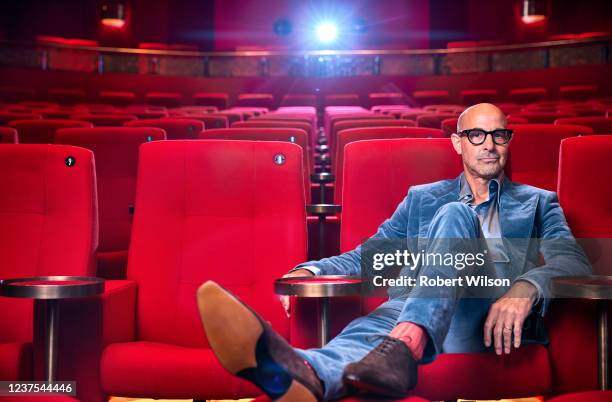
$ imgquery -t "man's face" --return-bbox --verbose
[451,108,509,180]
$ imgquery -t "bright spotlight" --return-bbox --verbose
[316,22,338,43]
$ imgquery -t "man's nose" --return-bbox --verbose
[481,132,495,150]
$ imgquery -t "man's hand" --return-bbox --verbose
[280,268,315,317]
[484,281,538,355]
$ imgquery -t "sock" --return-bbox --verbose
[389,322,427,361]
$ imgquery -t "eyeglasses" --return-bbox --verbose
[457,128,513,145]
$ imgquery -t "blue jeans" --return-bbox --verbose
[297,202,495,400]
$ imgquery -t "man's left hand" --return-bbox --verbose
[483,281,538,355]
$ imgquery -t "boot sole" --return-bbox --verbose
[343,374,410,399]
[197,281,318,402]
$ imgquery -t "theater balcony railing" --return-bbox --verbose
[0,36,610,78]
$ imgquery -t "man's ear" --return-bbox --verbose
[450,133,463,155]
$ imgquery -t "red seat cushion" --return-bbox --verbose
[547,391,612,402]
[9,119,93,143]
[0,342,32,380]
[101,341,260,399]
[507,124,593,191]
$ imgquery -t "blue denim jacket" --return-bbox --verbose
[298,175,592,315]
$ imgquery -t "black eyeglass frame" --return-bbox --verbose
[457,128,513,145]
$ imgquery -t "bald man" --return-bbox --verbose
[197,104,591,401]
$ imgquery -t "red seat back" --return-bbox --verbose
[507,124,593,191]
[555,117,612,134]
[341,138,463,312]
[9,119,93,143]
[0,144,97,342]
[71,114,137,127]
[508,112,577,124]
[460,89,498,105]
[125,118,204,139]
[508,87,547,104]
[335,127,446,204]
[0,127,18,143]
[236,93,275,109]
[181,115,229,129]
[416,113,458,129]
[324,94,361,107]
[128,140,306,346]
[55,127,166,256]
[145,92,182,108]
[281,94,317,107]
[0,112,42,126]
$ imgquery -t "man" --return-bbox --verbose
[197,103,591,402]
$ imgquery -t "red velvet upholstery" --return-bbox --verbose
[0,112,42,126]
[461,89,499,105]
[555,117,612,134]
[559,85,598,102]
[100,140,307,399]
[9,119,92,144]
[547,391,612,401]
[233,120,315,149]
[236,93,275,108]
[508,112,578,124]
[47,89,86,105]
[368,92,407,108]
[200,127,312,202]
[125,118,204,139]
[508,87,547,104]
[507,124,593,191]
[412,90,450,106]
[0,144,97,380]
[70,114,137,127]
[0,127,18,143]
[324,93,361,107]
[20,101,59,110]
[55,127,166,279]
[98,91,135,107]
[334,128,446,205]
[400,110,436,122]
[329,114,391,155]
[181,114,229,129]
[416,113,458,129]
[193,92,229,109]
[213,110,243,125]
[558,135,612,239]
[145,92,182,108]
[0,87,36,103]
[282,94,317,107]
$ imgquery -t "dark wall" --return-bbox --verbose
[0,0,610,49]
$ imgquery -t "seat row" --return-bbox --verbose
[1,135,610,402]
[0,84,607,108]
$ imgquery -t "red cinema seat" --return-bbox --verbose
[328,114,393,155]
[55,127,166,279]
[333,118,416,137]
[422,104,464,114]
[236,93,275,109]
[9,119,93,144]
[98,91,135,107]
[412,90,450,106]
[547,391,612,402]
[200,127,312,202]
[416,113,458,129]
[334,128,446,205]
[555,117,612,134]
[0,127,18,143]
[181,114,229,129]
[507,112,577,124]
[47,89,87,105]
[193,92,229,109]
[233,120,315,149]
[558,135,612,239]
[0,112,42,126]
[38,110,75,119]
[100,140,306,400]
[0,144,97,380]
[324,94,361,107]
[460,89,498,105]
[559,85,598,102]
[145,92,182,108]
[508,88,547,104]
[70,114,137,127]
[399,110,435,122]
[507,124,593,191]
[19,101,58,110]
[282,94,317,107]
[368,92,406,108]
[125,118,204,139]
[214,110,243,125]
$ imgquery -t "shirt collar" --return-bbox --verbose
[458,172,504,204]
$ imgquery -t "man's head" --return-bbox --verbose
[451,103,510,180]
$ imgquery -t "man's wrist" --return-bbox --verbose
[508,280,538,302]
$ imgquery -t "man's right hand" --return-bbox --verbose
[280,268,315,317]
